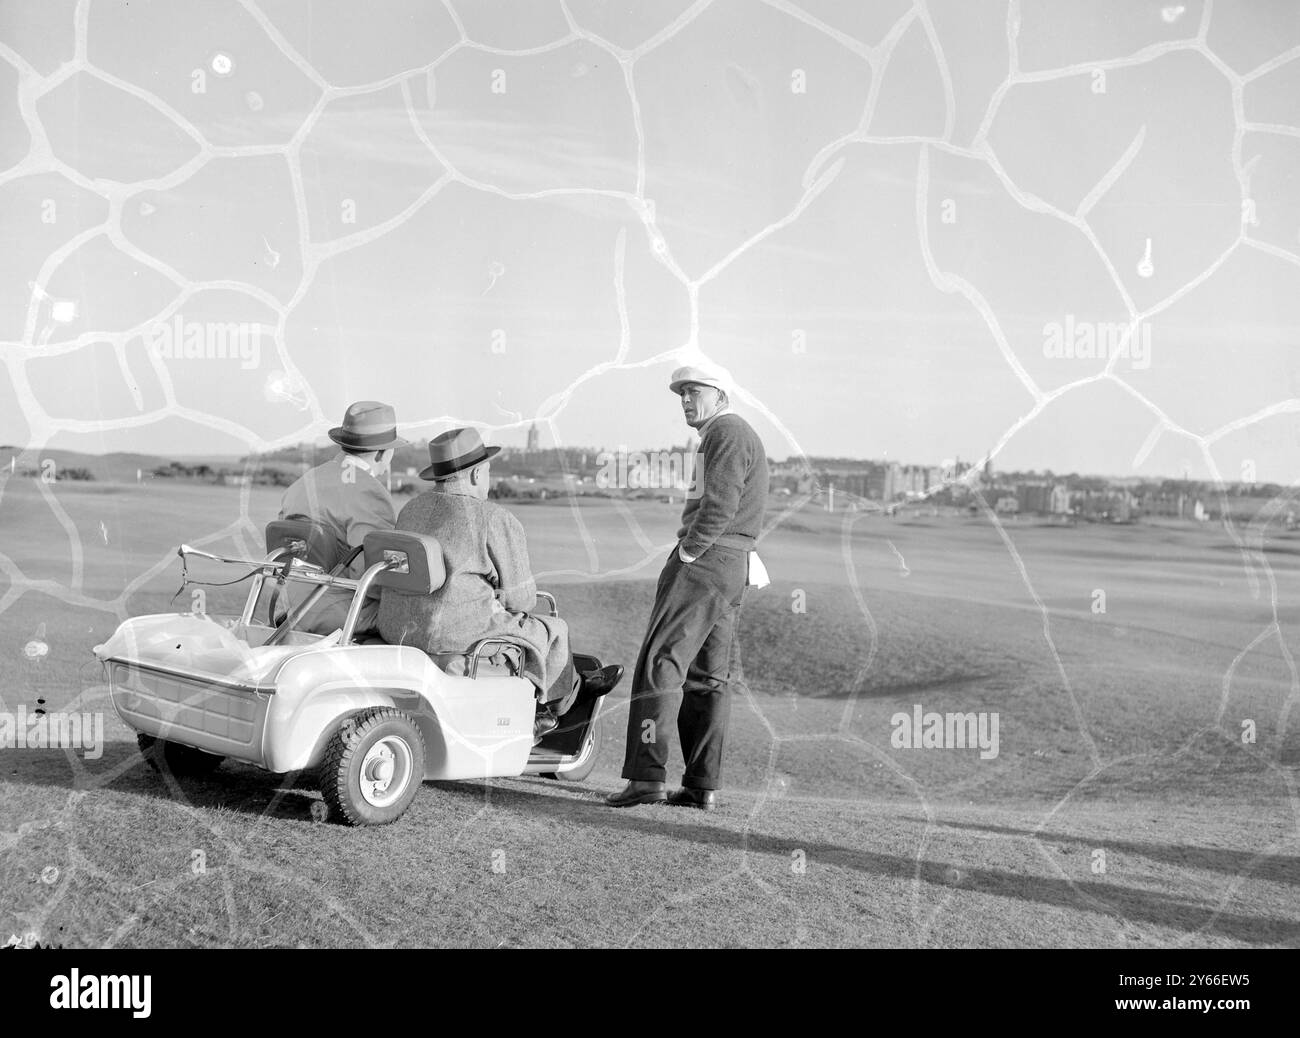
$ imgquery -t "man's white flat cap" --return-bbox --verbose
[669,361,733,396]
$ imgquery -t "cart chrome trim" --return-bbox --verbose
[100,655,277,694]
[340,558,399,644]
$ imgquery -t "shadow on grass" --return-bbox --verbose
[431,779,1300,946]
[6,742,322,823]
[935,818,1300,888]
[13,745,1297,945]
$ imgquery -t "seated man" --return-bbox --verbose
[377,427,621,738]
[278,400,401,635]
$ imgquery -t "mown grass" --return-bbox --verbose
[1,481,1298,947]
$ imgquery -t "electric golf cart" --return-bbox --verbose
[93,520,612,825]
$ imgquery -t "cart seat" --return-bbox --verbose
[353,631,519,678]
[265,515,348,571]
[431,646,521,679]
[360,531,523,679]
[352,634,518,678]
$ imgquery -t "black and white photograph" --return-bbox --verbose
[0,0,1295,984]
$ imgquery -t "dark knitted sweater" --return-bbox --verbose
[677,412,768,556]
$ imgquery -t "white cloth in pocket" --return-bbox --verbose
[747,551,770,589]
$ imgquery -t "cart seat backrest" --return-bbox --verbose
[265,515,345,571]
[362,531,446,594]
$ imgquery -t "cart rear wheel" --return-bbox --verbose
[137,734,225,776]
[320,708,425,826]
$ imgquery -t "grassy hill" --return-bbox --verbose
[0,447,244,485]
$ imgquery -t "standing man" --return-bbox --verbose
[607,362,769,810]
[278,400,401,634]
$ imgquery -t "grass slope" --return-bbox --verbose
[0,482,1297,947]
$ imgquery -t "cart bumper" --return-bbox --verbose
[107,660,272,765]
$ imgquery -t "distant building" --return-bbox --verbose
[882,461,936,500]
[899,465,930,497]
[526,423,540,452]
[1139,491,1185,518]
[1015,482,1052,514]
[1075,488,1136,522]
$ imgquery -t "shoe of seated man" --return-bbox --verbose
[533,705,559,742]
[580,664,624,699]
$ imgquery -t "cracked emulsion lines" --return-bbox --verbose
[0,0,1297,945]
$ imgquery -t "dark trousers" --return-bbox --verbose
[622,544,747,789]
[543,654,577,711]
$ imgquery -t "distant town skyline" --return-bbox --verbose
[18,432,1277,490]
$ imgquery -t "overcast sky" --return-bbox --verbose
[2,0,1299,481]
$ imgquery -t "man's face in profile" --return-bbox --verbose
[680,383,723,429]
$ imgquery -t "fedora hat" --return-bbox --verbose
[668,361,733,397]
[328,401,403,450]
[419,427,501,480]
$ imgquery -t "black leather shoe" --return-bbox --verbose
[605,781,667,807]
[666,787,717,811]
[581,664,624,698]
[533,707,559,741]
